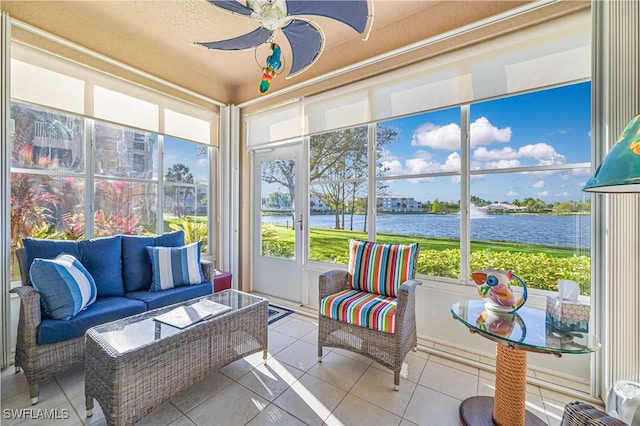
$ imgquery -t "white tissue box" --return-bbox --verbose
[546,296,590,332]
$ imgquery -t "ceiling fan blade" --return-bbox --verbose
[286,0,369,34]
[194,27,273,50]
[208,0,254,16]
[281,19,323,78]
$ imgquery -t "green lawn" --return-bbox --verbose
[263,224,591,295]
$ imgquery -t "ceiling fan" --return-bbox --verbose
[192,0,372,93]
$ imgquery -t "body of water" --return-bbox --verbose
[262,213,591,249]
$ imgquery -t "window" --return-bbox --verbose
[308,126,369,262]
[376,107,461,278]
[163,137,210,252]
[9,104,213,280]
[10,102,87,279]
[306,82,591,292]
[469,82,591,293]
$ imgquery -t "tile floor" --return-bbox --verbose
[1,311,600,425]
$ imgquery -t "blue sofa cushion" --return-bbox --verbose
[37,296,147,345]
[147,241,205,291]
[30,254,98,320]
[122,231,185,292]
[23,238,81,284]
[78,235,123,297]
[125,281,213,310]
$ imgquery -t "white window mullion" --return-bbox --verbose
[368,123,377,241]
[85,118,95,238]
[157,134,164,235]
[459,105,471,282]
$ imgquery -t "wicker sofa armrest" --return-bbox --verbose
[200,259,214,283]
[10,286,42,346]
[319,270,350,300]
[396,279,421,324]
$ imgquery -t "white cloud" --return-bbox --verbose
[411,122,461,149]
[518,143,566,165]
[411,117,511,150]
[506,190,519,196]
[442,152,461,172]
[532,180,545,188]
[473,146,518,161]
[470,117,512,147]
[536,191,549,197]
[381,159,405,176]
[484,159,522,169]
[473,142,566,168]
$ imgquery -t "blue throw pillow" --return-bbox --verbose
[147,241,205,291]
[22,238,81,284]
[122,231,185,292]
[29,254,97,320]
[78,235,123,297]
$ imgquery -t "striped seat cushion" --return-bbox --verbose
[320,289,397,333]
[348,239,419,297]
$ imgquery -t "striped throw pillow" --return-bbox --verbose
[348,239,419,297]
[147,241,205,291]
[29,253,98,320]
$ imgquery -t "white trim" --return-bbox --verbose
[1,11,12,368]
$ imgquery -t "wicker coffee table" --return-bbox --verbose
[85,290,268,425]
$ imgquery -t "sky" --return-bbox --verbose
[379,81,592,204]
[162,136,209,183]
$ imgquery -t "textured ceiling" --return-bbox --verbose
[2,0,589,106]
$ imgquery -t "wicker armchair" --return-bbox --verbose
[561,401,629,425]
[317,241,420,390]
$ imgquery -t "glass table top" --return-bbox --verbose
[89,290,266,354]
[451,300,600,355]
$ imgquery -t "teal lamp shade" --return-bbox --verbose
[583,114,640,193]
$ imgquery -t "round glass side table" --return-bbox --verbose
[451,300,601,426]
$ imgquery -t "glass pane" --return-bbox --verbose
[471,82,591,170]
[163,137,210,250]
[310,126,368,183]
[260,159,295,259]
[470,170,591,294]
[378,107,461,177]
[469,82,591,294]
[10,173,86,280]
[94,180,157,236]
[94,122,157,179]
[377,177,461,278]
[309,183,368,264]
[10,102,84,172]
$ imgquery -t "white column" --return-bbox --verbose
[592,0,640,398]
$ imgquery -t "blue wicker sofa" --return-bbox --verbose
[11,230,215,404]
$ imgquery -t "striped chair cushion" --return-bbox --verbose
[348,239,419,297]
[320,289,397,333]
[147,241,205,291]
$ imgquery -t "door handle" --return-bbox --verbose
[296,214,303,231]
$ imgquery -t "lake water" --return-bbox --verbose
[262,213,591,249]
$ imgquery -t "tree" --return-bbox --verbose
[165,163,194,216]
[261,160,296,223]
[309,125,398,230]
